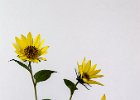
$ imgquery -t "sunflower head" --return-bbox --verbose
[13,32,49,63]
[76,58,104,87]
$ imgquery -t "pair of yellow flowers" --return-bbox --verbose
[13,32,106,100]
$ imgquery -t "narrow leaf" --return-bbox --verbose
[34,70,56,83]
[64,79,78,95]
[10,59,30,72]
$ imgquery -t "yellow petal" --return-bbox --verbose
[41,51,47,56]
[38,39,45,49]
[83,60,91,73]
[90,75,104,78]
[83,78,104,86]
[21,34,26,41]
[15,37,26,49]
[33,34,40,47]
[78,62,81,72]
[88,64,97,74]
[39,57,47,61]
[26,58,39,63]
[89,69,101,76]
[82,57,86,67]
[20,56,27,60]
[15,37,21,46]
[27,32,33,45]
[33,59,39,63]
[13,43,19,50]
[78,63,83,77]
[40,46,49,54]
[101,94,106,100]
[15,50,24,56]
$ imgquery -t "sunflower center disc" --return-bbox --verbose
[83,73,90,80]
[24,46,39,59]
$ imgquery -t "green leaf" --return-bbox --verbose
[34,70,56,83]
[64,79,78,95]
[10,59,31,72]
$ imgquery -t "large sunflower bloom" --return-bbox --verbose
[77,58,104,86]
[13,32,49,63]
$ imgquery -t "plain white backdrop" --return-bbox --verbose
[0,0,140,100]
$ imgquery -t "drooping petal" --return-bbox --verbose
[83,79,104,86]
[20,56,27,60]
[39,57,47,61]
[32,59,39,63]
[90,75,104,78]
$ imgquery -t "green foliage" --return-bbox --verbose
[34,70,56,83]
[64,79,78,95]
[10,59,31,72]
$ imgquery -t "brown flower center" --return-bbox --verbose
[24,46,39,59]
[83,73,90,80]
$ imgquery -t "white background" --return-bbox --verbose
[0,0,140,100]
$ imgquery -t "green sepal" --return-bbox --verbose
[10,59,31,72]
[34,70,56,83]
[64,79,78,96]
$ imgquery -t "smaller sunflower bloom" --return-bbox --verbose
[13,32,49,63]
[76,58,104,88]
[101,94,106,100]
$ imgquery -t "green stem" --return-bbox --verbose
[69,82,79,100]
[69,94,73,100]
[29,62,38,100]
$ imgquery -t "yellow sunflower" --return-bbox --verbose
[101,94,106,100]
[77,58,104,86]
[13,32,49,63]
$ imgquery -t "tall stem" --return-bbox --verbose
[69,82,79,100]
[29,62,38,100]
